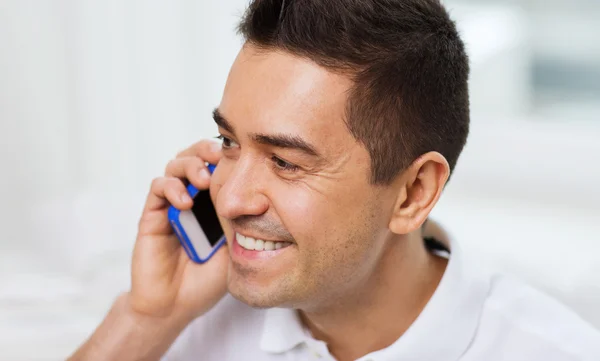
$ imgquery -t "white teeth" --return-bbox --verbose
[236,232,290,251]
[237,234,247,248]
[254,239,265,251]
[246,236,256,250]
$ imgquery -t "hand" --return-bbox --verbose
[129,140,228,323]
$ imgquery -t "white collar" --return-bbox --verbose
[259,236,490,361]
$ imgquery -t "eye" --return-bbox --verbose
[216,134,239,149]
[271,155,299,172]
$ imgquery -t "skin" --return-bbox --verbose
[68,43,451,361]
[211,44,451,360]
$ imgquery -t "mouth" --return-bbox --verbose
[235,232,293,251]
[230,231,294,262]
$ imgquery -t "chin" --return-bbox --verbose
[229,289,280,309]
[226,271,297,309]
[227,283,284,309]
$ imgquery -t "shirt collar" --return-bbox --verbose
[260,305,308,353]
[260,233,490,361]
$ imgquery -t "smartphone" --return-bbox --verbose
[168,163,226,263]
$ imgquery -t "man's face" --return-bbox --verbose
[210,45,398,309]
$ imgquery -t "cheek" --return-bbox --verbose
[273,182,377,250]
[276,183,385,293]
[279,190,321,235]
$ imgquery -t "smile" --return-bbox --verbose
[235,232,293,251]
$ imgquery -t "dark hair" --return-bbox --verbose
[238,0,470,184]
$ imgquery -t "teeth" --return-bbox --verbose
[254,239,265,251]
[237,234,247,248]
[246,236,256,250]
[236,232,290,252]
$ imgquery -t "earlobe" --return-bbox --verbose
[388,152,449,235]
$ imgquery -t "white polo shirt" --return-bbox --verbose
[162,237,600,361]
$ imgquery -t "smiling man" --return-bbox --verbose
[69,1,600,361]
[209,44,449,316]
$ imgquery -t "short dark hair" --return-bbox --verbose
[238,0,470,184]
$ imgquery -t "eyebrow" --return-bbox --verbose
[212,108,320,158]
[213,108,234,134]
[252,133,320,157]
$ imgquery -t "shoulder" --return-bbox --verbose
[466,274,600,360]
[162,294,268,361]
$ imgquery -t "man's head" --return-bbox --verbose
[209,0,469,309]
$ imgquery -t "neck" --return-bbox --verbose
[298,232,448,361]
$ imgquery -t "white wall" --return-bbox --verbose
[0,0,247,198]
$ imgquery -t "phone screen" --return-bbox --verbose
[191,189,224,246]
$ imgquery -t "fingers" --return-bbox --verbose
[164,156,211,189]
[176,139,222,165]
[143,139,220,213]
[145,177,192,212]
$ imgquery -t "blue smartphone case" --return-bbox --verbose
[168,163,226,263]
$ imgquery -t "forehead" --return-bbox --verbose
[219,45,354,151]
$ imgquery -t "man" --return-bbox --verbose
[69,0,600,360]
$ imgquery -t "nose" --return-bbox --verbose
[216,159,269,220]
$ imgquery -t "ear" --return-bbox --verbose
[388,152,450,235]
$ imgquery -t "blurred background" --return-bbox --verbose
[1,0,599,360]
